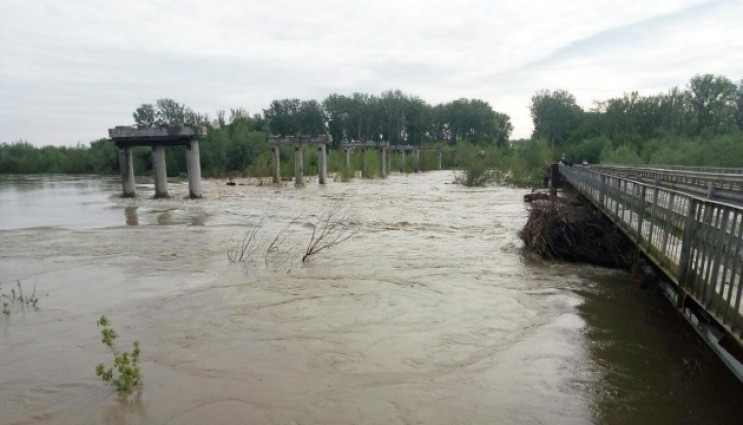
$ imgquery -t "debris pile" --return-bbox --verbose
[519,194,632,268]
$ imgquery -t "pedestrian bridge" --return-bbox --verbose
[560,164,743,382]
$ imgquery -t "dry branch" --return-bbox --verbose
[302,204,358,263]
[519,196,632,268]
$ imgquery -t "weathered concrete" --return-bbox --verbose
[361,148,367,176]
[400,150,406,173]
[438,150,443,170]
[109,125,206,198]
[185,140,203,198]
[118,147,135,197]
[343,148,351,168]
[379,147,387,178]
[269,135,331,185]
[152,145,169,198]
[110,126,206,142]
[295,144,304,187]
[272,146,281,184]
[318,144,328,184]
[414,150,421,173]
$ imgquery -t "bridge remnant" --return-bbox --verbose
[269,135,332,186]
[339,140,390,178]
[109,125,206,198]
[389,145,443,173]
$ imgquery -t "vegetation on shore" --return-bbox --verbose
[2,73,742,187]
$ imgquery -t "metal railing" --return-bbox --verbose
[589,164,743,203]
[560,165,743,344]
[598,164,743,175]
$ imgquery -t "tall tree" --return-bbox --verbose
[688,74,737,135]
[530,89,583,148]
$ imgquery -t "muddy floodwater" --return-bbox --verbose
[0,172,741,425]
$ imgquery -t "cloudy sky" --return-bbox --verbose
[2,0,742,146]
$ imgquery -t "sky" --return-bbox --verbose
[1,0,742,146]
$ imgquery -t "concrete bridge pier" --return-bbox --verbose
[343,148,351,168]
[294,144,304,187]
[152,145,169,198]
[272,145,281,183]
[318,144,328,184]
[118,147,136,197]
[414,149,421,172]
[437,150,442,170]
[185,140,203,198]
[379,147,387,177]
[110,125,206,199]
[361,148,367,176]
[400,150,406,173]
[387,148,392,172]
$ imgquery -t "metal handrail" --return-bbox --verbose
[560,165,743,346]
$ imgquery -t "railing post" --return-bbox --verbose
[677,199,699,289]
[636,185,647,244]
[599,175,606,209]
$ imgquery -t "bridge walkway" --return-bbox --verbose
[559,164,743,381]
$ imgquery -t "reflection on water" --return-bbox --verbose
[125,207,139,226]
[156,210,172,225]
[0,172,740,425]
[0,175,209,229]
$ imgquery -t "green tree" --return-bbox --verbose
[688,74,737,135]
[530,89,583,149]
[133,104,157,127]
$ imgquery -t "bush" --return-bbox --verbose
[95,316,142,393]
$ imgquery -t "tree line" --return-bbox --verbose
[1,90,514,177]
[2,73,743,181]
[530,74,743,166]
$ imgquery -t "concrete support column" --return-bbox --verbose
[343,148,350,168]
[387,148,391,171]
[294,144,304,187]
[437,150,442,170]
[400,150,406,173]
[318,144,328,184]
[185,139,203,198]
[119,146,135,198]
[272,145,281,184]
[414,150,421,172]
[361,148,367,177]
[379,148,387,178]
[152,145,169,198]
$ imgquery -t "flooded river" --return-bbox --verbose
[0,172,740,425]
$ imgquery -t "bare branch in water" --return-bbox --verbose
[302,204,358,263]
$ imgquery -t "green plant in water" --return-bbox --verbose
[95,315,142,392]
[1,280,40,316]
[454,159,500,187]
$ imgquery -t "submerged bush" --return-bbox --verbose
[454,160,499,186]
[95,315,142,393]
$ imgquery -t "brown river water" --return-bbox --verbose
[0,172,741,425]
